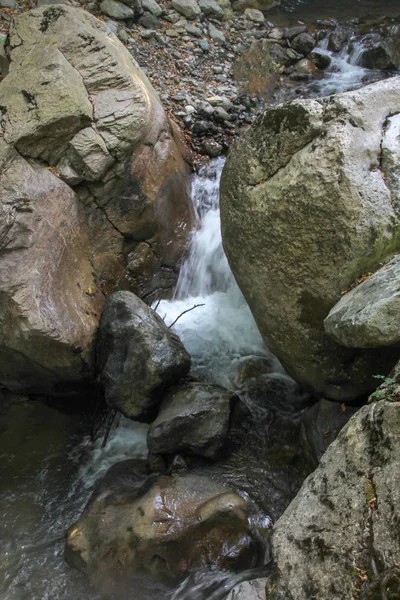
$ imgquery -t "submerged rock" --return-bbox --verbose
[147,382,240,458]
[97,291,190,420]
[66,462,259,593]
[0,6,195,394]
[266,401,400,599]
[220,77,400,401]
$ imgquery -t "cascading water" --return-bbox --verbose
[156,158,279,389]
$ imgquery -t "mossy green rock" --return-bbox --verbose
[220,78,400,401]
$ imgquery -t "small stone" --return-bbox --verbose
[117,27,129,43]
[284,25,307,40]
[244,8,264,24]
[213,65,223,74]
[199,38,210,51]
[185,23,202,37]
[202,139,223,157]
[171,0,201,20]
[164,11,180,22]
[198,0,224,19]
[140,28,156,38]
[165,29,180,37]
[268,28,283,40]
[197,100,214,117]
[100,0,134,20]
[185,105,196,113]
[0,0,16,6]
[209,23,225,43]
[309,50,332,69]
[141,0,162,16]
[213,106,230,121]
[138,12,162,28]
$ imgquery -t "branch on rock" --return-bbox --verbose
[168,304,205,329]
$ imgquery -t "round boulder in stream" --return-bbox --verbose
[97,291,191,420]
[147,382,241,458]
[65,461,258,595]
[220,77,400,401]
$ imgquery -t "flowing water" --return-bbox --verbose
[0,16,398,599]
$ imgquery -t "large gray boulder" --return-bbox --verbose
[325,254,400,348]
[220,78,400,401]
[266,400,400,599]
[147,382,239,458]
[96,291,191,420]
[66,462,258,593]
[0,6,195,394]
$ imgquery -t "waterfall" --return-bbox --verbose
[155,159,278,389]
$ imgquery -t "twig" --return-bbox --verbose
[102,409,117,448]
[153,298,161,312]
[168,303,205,329]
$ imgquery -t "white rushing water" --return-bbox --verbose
[155,158,276,389]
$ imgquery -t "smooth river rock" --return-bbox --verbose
[0,6,195,394]
[266,400,400,599]
[147,382,239,458]
[96,291,190,420]
[220,77,400,401]
[66,462,258,594]
[324,254,400,347]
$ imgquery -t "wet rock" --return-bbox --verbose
[66,465,258,590]
[171,0,201,20]
[290,32,315,56]
[267,401,400,599]
[96,291,191,420]
[309,49,331,69]
[328,25,351,53]
[100,0,135,19]
[220,78,400,401]
[301,398,359,466]
[199,0,224,19]
[325,254,400,348]
[356,33,400,71]
[147,382,239,458]
[290,58,319,80]
[233,356,276,388]
[227,578,267,600]
[283,25,307,40]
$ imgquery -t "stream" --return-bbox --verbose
[0,11,399,600]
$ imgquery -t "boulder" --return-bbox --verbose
[147,382,239,458]
[290,32,315,56]
[96,291,191,420]
[266,400,400,599]
[65,462,259,593]
[0,7,195,394]
[171,0,201,19]
[227,579,267,599]
[141,0,162,15]
[325,254,400,348]
[356,33,400,71]
[220,78,400,401]
[244,8,264,23]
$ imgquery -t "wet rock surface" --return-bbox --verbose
[66,462,260,593]
[147,382,240,458]
[97,291,191,420]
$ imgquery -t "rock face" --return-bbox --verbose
[97,291,191,420]
[0,6,195,394]
[325,254,400,348]
[220,78,400,401]
[147,382,239,458]
[65,461,258,593]
[266,401,400,599]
